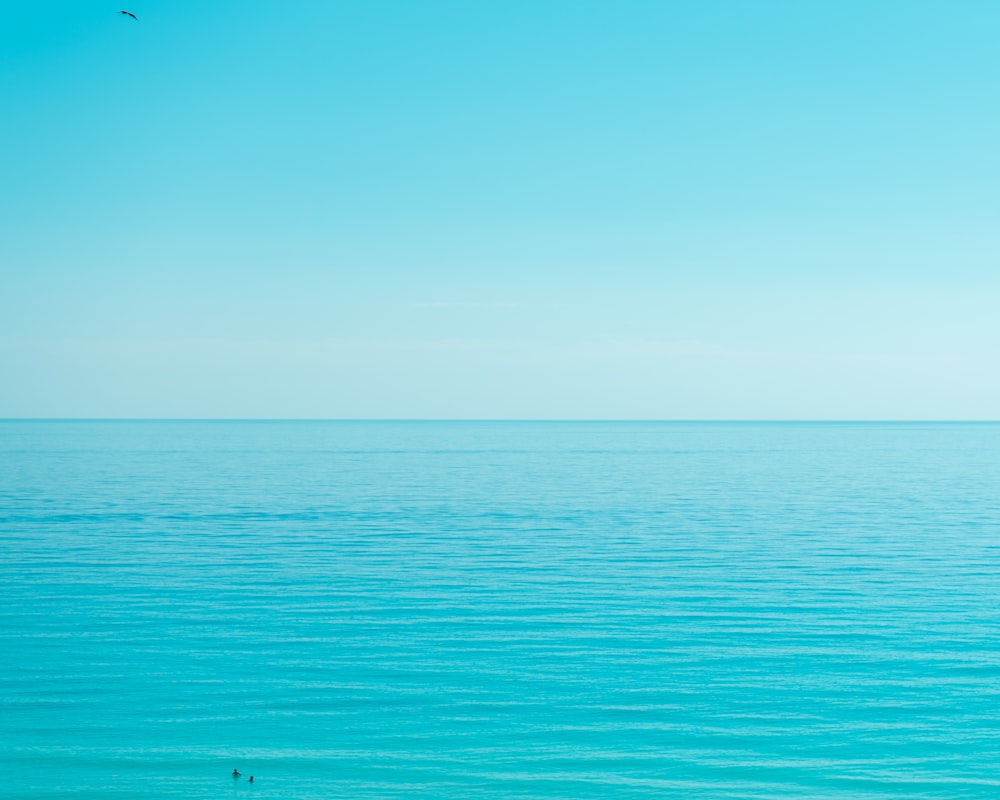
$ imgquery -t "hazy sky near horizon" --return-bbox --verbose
[3,0,1000,418]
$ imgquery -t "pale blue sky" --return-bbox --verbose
[3,1,999,418]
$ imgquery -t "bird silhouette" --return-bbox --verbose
[118,10,137,20]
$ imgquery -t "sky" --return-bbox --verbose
[2,0,999,419]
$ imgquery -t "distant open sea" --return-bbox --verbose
[1,421,999,799]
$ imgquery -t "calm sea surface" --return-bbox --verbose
[1,421,999,799]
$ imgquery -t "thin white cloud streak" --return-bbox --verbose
[410,301,520,310]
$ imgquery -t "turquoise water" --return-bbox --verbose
[1,421,999,799]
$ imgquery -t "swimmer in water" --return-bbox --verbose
[232,769,241,778]
[249,776,254,783]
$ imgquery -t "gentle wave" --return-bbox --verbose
[2,422,999,798]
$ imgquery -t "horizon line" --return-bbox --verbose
[2,418,999,424]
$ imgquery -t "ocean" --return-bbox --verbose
[1,421,998,799]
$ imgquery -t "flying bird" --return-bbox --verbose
[118,10,137,19]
